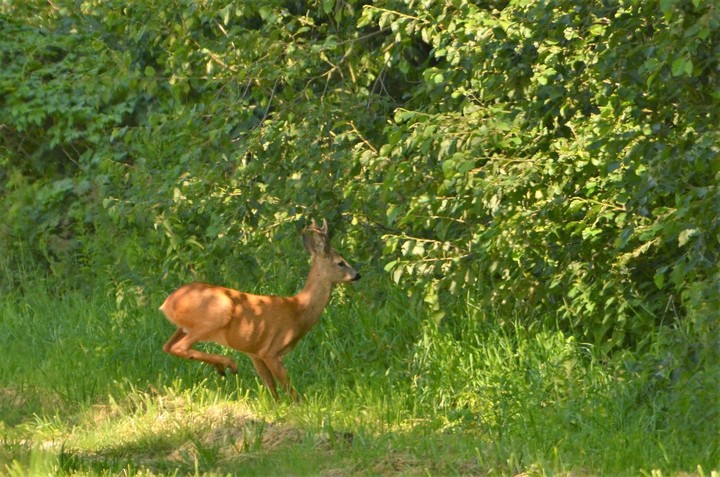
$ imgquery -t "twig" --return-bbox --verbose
[255,78,279,129]
[348,121,377,153]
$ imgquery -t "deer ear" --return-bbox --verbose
[302,231,316,255]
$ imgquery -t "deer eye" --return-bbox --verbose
[337,260,347,268]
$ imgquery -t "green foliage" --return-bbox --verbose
[360,0,720,350]
[1,0,718,350]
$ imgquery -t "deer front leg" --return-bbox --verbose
[251,356,279,401]
[262,356,299,401]
[164,329,238,376]
[163,328,186,353]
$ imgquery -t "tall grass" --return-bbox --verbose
[0,265,717,475]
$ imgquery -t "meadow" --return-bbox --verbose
[1,263,717,476]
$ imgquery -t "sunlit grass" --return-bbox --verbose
[1,272,718,475]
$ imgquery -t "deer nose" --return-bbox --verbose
[352,272,361,281]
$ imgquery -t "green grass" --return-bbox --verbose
[1,271,718,476]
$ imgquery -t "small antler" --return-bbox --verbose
[303,218,330,256]
[308,218,328,235]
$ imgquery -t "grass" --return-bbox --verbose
[0,269,718,476]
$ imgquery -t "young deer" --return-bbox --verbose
[159,219,360,401]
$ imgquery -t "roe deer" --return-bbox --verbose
[159,219,360,401]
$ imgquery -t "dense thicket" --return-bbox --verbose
[1,0,718,353]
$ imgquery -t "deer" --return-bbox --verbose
[158,219,360,401]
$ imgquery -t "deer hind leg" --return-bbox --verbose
[164,328,237,376]
[262,356,299,401]
[250,356,279,401]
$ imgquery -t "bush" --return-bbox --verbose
[1,0,718,352]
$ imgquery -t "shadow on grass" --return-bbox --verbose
[50,406,314,476]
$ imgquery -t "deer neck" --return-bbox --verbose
[295,261,334,330]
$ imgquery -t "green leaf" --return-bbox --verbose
[387,205,402,225]
[441,158,456,178]
[660,0,675,18]
[322,0,334,14]
[589,23,606,36]
[684,58,693,75]
[671,57,692,77]
[394,109,416,123]
[392,266,404,284]
[678,228,698,247]
[654,269,665,289]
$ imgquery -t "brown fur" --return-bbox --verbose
[159,219,360,401]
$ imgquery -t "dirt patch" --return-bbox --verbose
[165,402,304,464]
[0,387,37,426]
[0,387,25,405]
[370,450,423,475]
